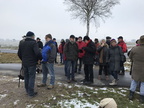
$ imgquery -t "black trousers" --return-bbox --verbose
[120,61,125,73]
[75,57,83,72]
[99,64,108,76]
[84,64,93,82]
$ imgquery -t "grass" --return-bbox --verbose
[0,53,21,63]
[40,83,144,108]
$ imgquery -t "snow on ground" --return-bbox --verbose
[57,98,99,108]
[0,94,7,100]
[26,104,35,108]
[13,100,20,105]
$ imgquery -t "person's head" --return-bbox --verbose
[94,38,99,43]
[22,35,26,39]
[99,98,117,108]
[75,37,78,42]
[106,36,111,40]
[69,35,75,42]
[36,37,41,42]
[78,36,82,42]
[139,35,144,45]
[136,39,140,44]
[65,39,70,43]
[26,31,35,39]
[61,39,65,43]
[83,36,90,43]
[118,36,123,42]
[53,38,56,42]
[100,39,106,44]
[110,39,117,47]
[45,34,52,42]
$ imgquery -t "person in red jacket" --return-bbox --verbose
[118,36,127,75]
[75,36,86,74]
[58,39,65,64]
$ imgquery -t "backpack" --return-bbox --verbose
[18,66,24,87]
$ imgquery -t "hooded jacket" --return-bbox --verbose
[42,40,56,63]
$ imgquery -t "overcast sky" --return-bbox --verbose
[0,0,144,41]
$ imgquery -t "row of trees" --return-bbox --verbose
[64,0,120,36]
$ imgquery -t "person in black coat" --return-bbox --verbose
[18,31,42,97]
[36,37,43,49]
[97,39,109,80]
[82,36,96,84]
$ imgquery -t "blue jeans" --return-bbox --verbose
[111,71,118,80]
[42,63,55,85]
[130,80,144,96]
[67,60,76,80]
[23,65,36,96]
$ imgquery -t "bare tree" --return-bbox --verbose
[64,0,120,36]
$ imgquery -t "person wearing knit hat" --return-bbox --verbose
[108,39,124,86]
[26,31,35,37]
[129,35,144,103]
[99,98,117,108]
[18,31,42,97]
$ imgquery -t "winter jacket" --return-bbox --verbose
[76,41,86,58]
[37,41,43,49]
[64,41,78,61]
[83,40,96,64]
[18,38,42,67]
[118,41,127,53]
[129,45,144,82]
[58,42,65,54]
[42,40,56,63]
[108,46,124,72]
[95,43,100,55]
[97,44,109,65]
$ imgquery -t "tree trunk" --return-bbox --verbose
[86,18,90,36]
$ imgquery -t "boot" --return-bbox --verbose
[109,79,117,86]
[140,95,144,103]
[129,91,134,100]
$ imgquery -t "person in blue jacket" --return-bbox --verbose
[37,34,56,89]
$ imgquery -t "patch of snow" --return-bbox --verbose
[57,98,99,108]
[117,91,126,96]
[120,90,127,93]
[61,94,65,97]
[14,100,19,105]
[68,85,72,88]
[26,104,35,108]
[12,78,24,82]
[43,104,50,108]
[53,97,56,100]
[99,88,107,91]
[93,91,98,94]
[0,94,7,100]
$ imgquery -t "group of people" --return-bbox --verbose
[57,35,127,86]
[17,31,144,103]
